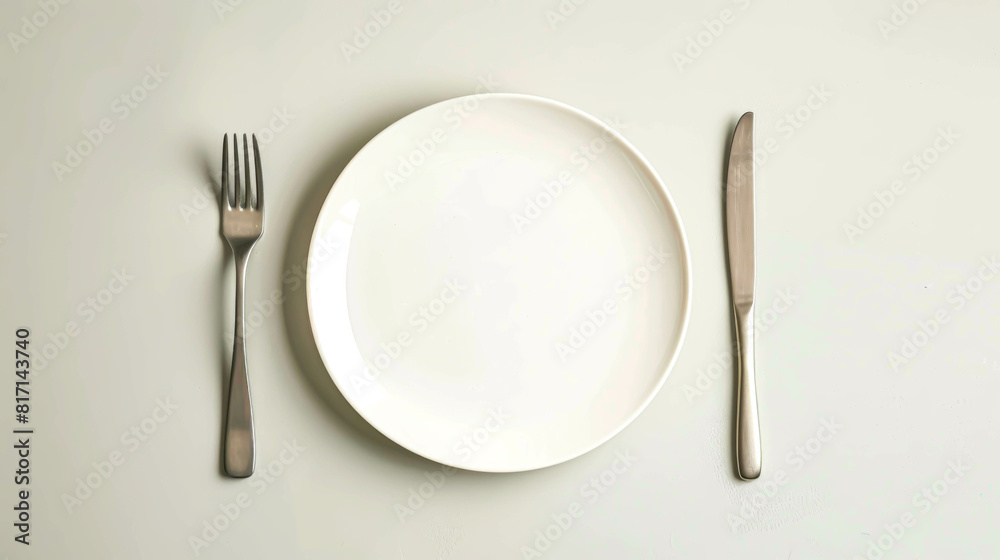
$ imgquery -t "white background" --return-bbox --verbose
[2,0,999,558]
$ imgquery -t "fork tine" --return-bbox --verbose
[243,134,253,209]
[252,134,263,211]
[222,135,231,208]
[233,133,243,208]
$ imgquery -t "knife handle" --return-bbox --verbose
[734,304,761,480]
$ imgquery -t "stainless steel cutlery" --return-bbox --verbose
[221,133,264,478]
[726,112,761,480]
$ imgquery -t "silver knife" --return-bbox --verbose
[726,112,761,480]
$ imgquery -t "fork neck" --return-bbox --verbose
[232,247,253,341]
[231,246,253,268]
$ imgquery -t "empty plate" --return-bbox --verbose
[307,94,690,472]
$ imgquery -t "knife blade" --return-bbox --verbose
[726,112,761,480]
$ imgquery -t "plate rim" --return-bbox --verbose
[305,92,692,472]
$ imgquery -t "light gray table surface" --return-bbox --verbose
[2,0,999,558]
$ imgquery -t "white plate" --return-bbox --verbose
[306,94,691,472]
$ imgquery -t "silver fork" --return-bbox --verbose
[221,133,264,478]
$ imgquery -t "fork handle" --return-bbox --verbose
[735,304,761,480]
[225,252,255,478]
